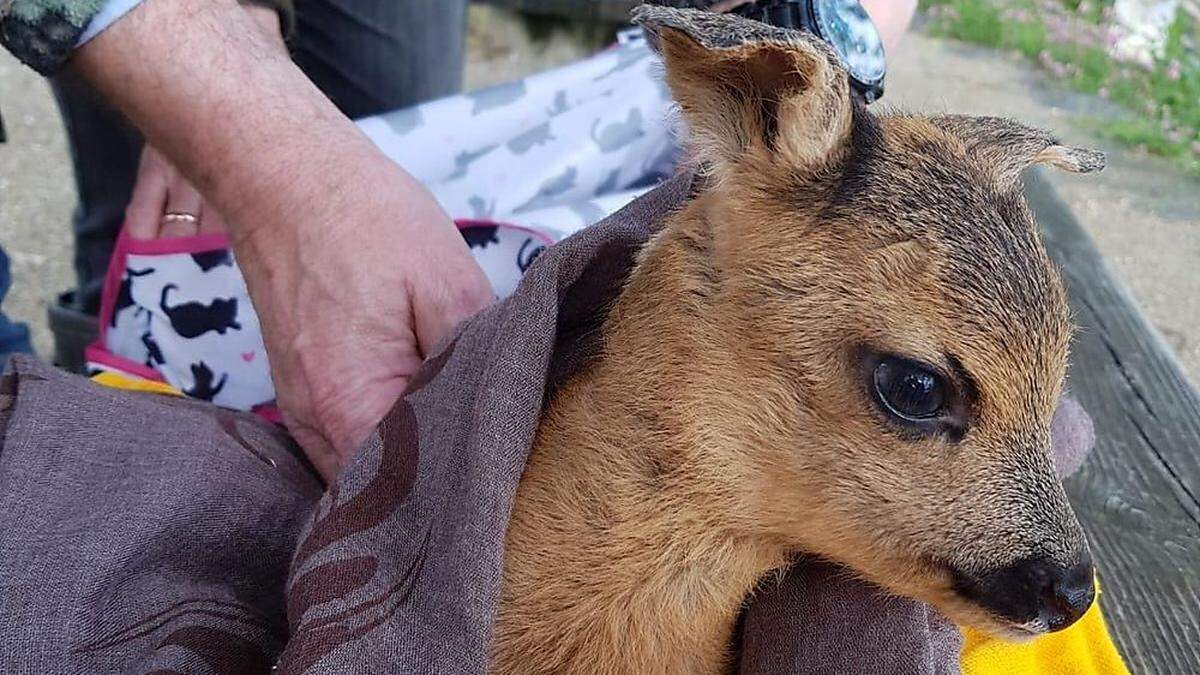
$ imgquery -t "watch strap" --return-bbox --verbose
[732,0,810,31]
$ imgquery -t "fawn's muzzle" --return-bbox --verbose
[951,552,1095,634]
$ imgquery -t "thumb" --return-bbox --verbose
[410,261,494,357]
[287,420,343,483]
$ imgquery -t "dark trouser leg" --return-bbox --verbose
[49,72,144,316]
[43,72,142,371]
[0,248,34,362]
[291,0,469,118]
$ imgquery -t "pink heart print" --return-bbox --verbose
[241,351,255,363]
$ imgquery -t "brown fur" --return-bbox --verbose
[491,7,1106,673]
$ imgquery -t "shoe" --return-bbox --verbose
[48,291,99,374]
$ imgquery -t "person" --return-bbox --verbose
[2,0,496,480]
[8,1,470,374]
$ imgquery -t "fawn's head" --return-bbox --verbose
[633,6,1104,638]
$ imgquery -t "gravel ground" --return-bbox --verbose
[0,51,75,358]
[2,6,1197,382]
[886,36,1200,382]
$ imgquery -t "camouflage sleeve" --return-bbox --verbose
[0,0,294,76]
[0,0,107,74]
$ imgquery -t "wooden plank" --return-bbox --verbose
[1027,169,1200,674]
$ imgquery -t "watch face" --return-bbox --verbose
[812,0,886,87]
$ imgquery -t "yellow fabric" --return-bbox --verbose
[962,585,1129,675]
[90,371,184,398]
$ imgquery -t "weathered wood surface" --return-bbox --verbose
[1027,169,1200,674]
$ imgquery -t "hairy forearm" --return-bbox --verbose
[71,0,410,251]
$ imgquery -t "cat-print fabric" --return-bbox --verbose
[89,234,274,412]
[90,221,561,412]
[90,30,679,412]
[357,30,678,239]
[458,221,555,299]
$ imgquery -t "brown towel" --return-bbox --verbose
[0,172,1092,673]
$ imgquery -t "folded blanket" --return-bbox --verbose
[0,173,1118,673]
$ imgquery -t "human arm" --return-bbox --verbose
[73,0,493,479]
[123,2,285,239]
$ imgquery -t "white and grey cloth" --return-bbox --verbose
[360,31,677,238]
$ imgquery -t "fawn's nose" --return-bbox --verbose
[952,552,1095,633]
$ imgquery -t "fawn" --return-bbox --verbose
[492,6,1106,673]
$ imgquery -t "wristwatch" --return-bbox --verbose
[731,0,886,103]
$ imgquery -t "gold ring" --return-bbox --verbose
[163,212,198,224]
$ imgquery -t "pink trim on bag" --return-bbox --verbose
[100,223,547,341]
[253,405,283,424]
[454,218,556,246]
[95,233,128,346]
[91,227,283,423]
[94,222,542,427]
[85,342,168,383]
[117,232,231,256]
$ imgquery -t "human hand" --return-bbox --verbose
[232,158,495,480]
[125,137,493,483]
[861,0,917,54]
[128,144,494,481]
[707,1,915,55]
[127,144,493,484]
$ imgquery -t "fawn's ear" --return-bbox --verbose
[633,5,853,176]
[929,115,1106,185]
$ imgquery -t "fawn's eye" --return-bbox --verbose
[872,357,947,422]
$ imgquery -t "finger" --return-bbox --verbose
[125,148,170,240]
[411,254,494,357]
[161,173,204,238]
